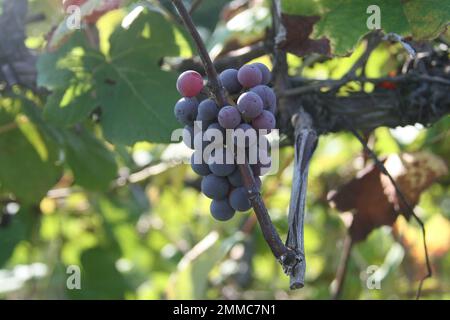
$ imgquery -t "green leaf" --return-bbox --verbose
[37,32,91,90]
[63,129,117,191]
[0,212,26,267]
[44,83,97,127]
[92,8,184,144]
[0,108,62,203]
[282,0,450,55]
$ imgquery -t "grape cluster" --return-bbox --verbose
[174,63,276,221]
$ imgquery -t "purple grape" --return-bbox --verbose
[250,85,276,111]
[218,106,242,129]
[229,187,252,212]
[182,125,194,149]
[176,70,204,97]
[207,147,236,177]
[192,131,212,153]
[210,199,235,221]
[197,99,220,122]
[227,169,243,187]
[237,64,262,88]
[252,63,271,85]
[201,174,230,200]
[237,92,263,119]
[252,110,276,131]
[191,151,211,176]
[219,69,242,94]
[232,123,257,149]
[206,122,226,138]
[174,97,198,125]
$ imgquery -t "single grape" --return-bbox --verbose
[232,123,257,149]
[201,174,230,200]
[206,122,226,138]
[210,199,235,221]
[252,62,271,85]
[192,129,215,155]
[237,92,263,119]
[208,148,236,177]
[174,97,198,126]
[250,85,276,111]
[218,106,242,129]
[219,69,242,94]
[227,168,243,187]
[191,152,211,176]
[237,64,262,88]
[176,70,204,97]
[229,187,252,212]
[182,125,194,149]
[251,110,276,131]
[197,99,220,122]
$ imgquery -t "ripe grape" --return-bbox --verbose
[182,125,194,149]
[197,99,220,121]
[218,106,242,129]
[219,69,242,94]
[252,63,271,85]
[201,174,230,200]
[237,92,263,119]
[208,148,236,177]
[174,97,198,126]
[252,110,276,131]
[227,168,243,187]
[250,85,276,111]
[210,199,235,221]
[176,70,204,97]
[232,123,257,149]
[191,152,211,176]
[237,64,262,88]
[229,187,251,211]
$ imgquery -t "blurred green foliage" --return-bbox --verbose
[0,0,449,300]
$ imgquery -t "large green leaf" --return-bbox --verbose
[92,8,183,144]
[63,129,117,190]
[282,0,450,55]
[44,83,97,127]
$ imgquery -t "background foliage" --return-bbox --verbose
[0,0,449,299]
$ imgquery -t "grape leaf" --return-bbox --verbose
[282,0,450,55]
[0,108,62,203]
[63,129,117,190]
[328,152,448,242]
[44,83,97,127]
[91,8,183,145]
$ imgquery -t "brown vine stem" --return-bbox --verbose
[171,0,297,270]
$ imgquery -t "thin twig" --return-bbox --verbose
[189,0,203,15]
[171,0,297,270]
[331,235,353,300]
